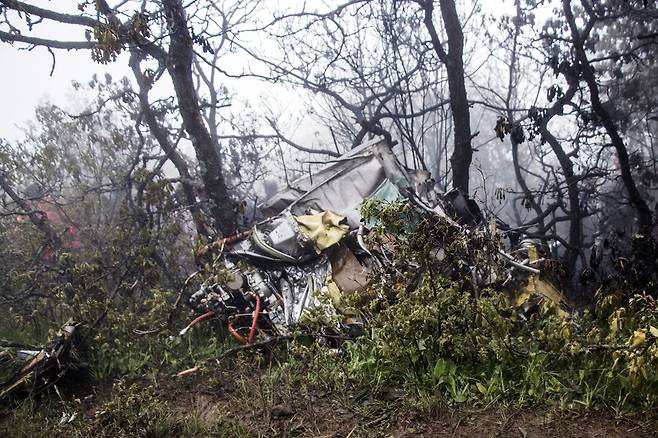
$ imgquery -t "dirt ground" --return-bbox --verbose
[147,369,657,438]
[5,364,655,437]
[166,391,657,437]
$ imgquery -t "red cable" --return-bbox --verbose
[188,311,216,328]
[248,294,261,344]
[227,319,246,344]
[227,294,261,345]
[179,311,216,336]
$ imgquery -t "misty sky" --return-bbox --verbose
[0,1,514,144]
[0,29,317,147]
[0,37,131,141]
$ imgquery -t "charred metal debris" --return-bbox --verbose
[0,320,78,401]
[182,138,572,345]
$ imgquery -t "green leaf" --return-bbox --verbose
[432,359,447,381]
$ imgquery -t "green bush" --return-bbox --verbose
[339,199,658,410]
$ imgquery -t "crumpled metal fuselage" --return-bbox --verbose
[188,138,570,343]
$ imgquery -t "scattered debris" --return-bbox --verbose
[0,319,78,400]
[58,411,78,425]
[183,138,570,345]
[175,366,200,378]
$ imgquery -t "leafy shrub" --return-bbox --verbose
[91,382,173,437]
[340,199,658,410]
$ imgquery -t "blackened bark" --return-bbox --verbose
[418,0,472,193]
[162,0,237,235]
[562,0,652,229]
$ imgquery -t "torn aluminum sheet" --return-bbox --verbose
[262,138,415,228]
[267,258,334,329]
[217,139,416,332]
[249,210,312,263]
[185,137,570,345]
[230,210,351,264]
[185,139,415,340]
[241,138,467,267]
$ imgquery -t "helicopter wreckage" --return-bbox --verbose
[182,138,571,345]
[0,138,571,400]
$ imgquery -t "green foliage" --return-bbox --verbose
[91,382,172,437]
[337,199,658,410]
[361,198,503,291]
[0,381,254,438]
[2,177,657,438]
[282,342,352,392]
[341,278,658,410]
[0,198,225,381]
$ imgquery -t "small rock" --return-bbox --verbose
[381,387,405,401]
[271,404,294,419]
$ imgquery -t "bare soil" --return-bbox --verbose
[9,364,652,437]
[150,369,658,438]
